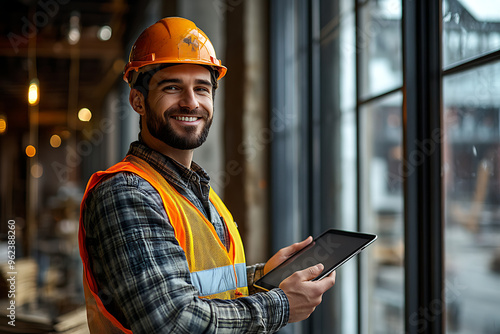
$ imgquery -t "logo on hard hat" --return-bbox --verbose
[183,35,199,51]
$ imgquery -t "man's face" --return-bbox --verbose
[143,64,214,150]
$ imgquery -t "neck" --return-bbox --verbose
[140,130,194,168]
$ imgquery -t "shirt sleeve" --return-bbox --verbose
[247,263,268,295]
[83,172,289,334]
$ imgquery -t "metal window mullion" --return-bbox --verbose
[357,87,403,106]
[354,1,363,333]
[309,0,321,238]
[443,48,500,76]
[402,1,444,334]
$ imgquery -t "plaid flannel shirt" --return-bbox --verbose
[82,141,289,333]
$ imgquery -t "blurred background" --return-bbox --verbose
[0,0,499,333]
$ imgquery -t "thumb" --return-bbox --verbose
[300,263,324,281]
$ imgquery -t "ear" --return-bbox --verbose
[129,89,146,115]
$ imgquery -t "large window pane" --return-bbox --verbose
[443,0,500,68]
[360,92,404,334]
[443,61,500,333]
[359,0,403,100]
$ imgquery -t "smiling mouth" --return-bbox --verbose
[173,116,200,122]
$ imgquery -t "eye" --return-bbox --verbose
[163,85,179,92]
[196,87,211,94]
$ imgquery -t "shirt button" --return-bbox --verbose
[191,175,197,182]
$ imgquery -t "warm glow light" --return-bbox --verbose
[31,163,43,178]
[60,130,71,139]
[68,13,81,45]
[0,115,6,134]
[78,108,92,122]
[98,25,112,41]
[28,80,39,105]
[50,134,62,148]
[113,58,125,73]
[25,145,36,157]
[68,28,81,45]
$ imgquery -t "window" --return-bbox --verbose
[269,0,500,333]
[442,1,500,333]
[361,92,404,333]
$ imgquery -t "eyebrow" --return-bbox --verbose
[155,78,212,88]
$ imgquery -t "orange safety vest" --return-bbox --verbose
[79,155,249,333]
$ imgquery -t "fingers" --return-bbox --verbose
[295,265,336,292]
[283,236,313,256]
[297,263,324,281]
[282,264,335,323]
[297,235,313,246]
[315,270,336,291]
[265,236,314,275]
[296,236,313,250]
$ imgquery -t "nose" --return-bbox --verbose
[179,89,199,110]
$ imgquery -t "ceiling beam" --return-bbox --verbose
[0,37,123,60]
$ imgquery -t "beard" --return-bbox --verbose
[144,101,212,150]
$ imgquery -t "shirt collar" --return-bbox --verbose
[127,141,210,190]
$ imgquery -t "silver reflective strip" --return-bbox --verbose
[234,263,248,288]
[191,263,247,296]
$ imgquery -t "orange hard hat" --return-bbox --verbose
[123,17,226,85]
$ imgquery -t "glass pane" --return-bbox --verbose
[359,0,403,100]
[443,61,500,333]
[319,0,358,332]
[360,92,404,334]
[443,0,500,68]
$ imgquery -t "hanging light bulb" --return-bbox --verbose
[25,145,36,157]
[68,12,81,45]
[31,163,44,178]
[50,134,62,148]
[98,25,112,41]
[28,79,39,105]
[78,107,92,122]
[0,114,7,134]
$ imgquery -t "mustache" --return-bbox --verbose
[164,106,209,118]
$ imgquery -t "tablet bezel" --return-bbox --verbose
[254,229,377,291]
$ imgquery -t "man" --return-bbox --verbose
[79,17,335,333]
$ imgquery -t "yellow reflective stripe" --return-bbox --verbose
[190,263,247,296]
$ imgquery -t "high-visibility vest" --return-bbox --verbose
[79,155,249,333]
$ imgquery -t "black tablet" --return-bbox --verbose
[254,229,377,291]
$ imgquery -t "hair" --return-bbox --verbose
[133,64,219,131]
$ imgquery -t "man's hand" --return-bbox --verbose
[264,236,313,275]
[279,264,336,323]
[263,237,336,323]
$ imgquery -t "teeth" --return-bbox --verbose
[174,116,198,122]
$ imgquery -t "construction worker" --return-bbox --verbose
[79,17,335,333]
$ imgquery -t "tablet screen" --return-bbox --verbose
[254,229,377,291]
